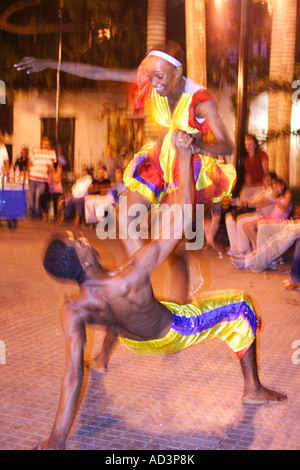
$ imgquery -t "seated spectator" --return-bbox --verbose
[226,172,277,257]
[243,177,293,252]
[108,168,126,204]
[39,162,63,222]
[84,167,125,225]
[228,174,257,219]
[88,164,111,195]
[57,167,92,228]
[231,209,300,272]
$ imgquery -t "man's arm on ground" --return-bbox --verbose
[32,304,86,450]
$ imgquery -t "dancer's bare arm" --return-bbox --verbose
[15,57,137,83]
[32,304,86,450]
[132,130,195,276]
[193,99,234,157]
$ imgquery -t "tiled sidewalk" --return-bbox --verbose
[0,220,299,450]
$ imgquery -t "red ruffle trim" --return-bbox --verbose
[134,65,152,110]
[136,145,165,189]
[188,88,217,134]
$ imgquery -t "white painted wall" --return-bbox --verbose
[12,86,128,175]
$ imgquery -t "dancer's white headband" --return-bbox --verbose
[147,50,182,68]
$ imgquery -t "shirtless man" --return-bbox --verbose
[36,130,287,450]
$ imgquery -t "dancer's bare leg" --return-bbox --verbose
[175,243,203,301]
[164,245,190,304]
[240,341,287,404]
[119,190,151,256]
[120,190,192,303]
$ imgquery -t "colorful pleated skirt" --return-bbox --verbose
[123,143,237,205]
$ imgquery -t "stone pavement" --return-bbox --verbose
[0,219,300,451]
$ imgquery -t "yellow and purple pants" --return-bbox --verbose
[119,291,259,360]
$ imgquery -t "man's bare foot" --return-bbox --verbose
[85,358,108,374]
[242,386,287,405]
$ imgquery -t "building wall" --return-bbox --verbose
[12,85,129,176]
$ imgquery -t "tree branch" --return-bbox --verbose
[0,0,76,35]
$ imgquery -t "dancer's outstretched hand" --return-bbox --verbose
[14,57,51,74]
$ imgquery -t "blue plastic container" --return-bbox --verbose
[0,183,27,221]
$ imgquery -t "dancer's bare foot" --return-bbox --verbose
[242,386,287,405]
[187,254,204,297]
[240,341,287,405]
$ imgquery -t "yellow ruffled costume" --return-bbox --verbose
[124,77,236,205]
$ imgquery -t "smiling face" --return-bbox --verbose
[144,56,182,97]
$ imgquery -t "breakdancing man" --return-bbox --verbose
[37,130,287,450]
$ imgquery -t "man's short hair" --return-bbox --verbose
[44,239,86,284]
